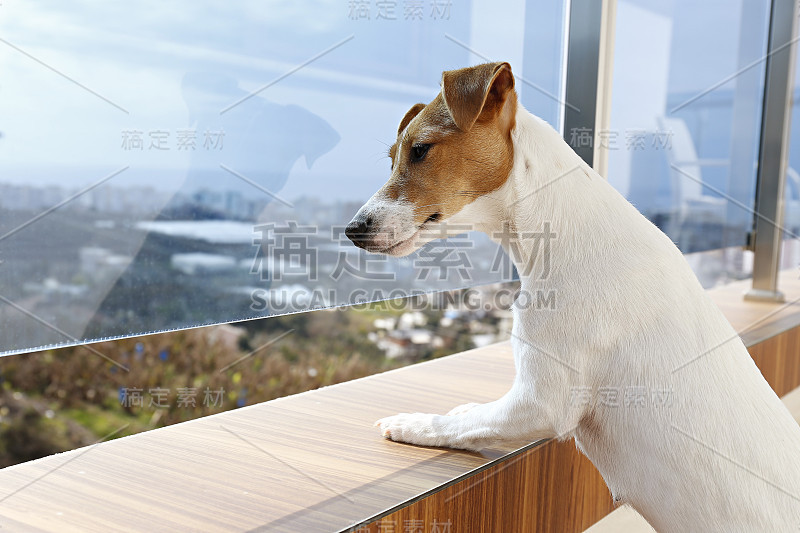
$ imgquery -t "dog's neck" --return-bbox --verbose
[475,106,595,285]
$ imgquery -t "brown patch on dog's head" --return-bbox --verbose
[397,103,426,137]
[385,61,517,223]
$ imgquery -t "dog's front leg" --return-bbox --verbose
[375,384,554,451]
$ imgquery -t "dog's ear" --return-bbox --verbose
[397,103,426,137]
[441,62,515,132]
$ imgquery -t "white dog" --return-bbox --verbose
[345,62,800,532]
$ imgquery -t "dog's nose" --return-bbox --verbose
[345,215,373,244]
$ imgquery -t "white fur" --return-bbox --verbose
[372,105,800,531]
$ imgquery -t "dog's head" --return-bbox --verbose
[345,62,517,256]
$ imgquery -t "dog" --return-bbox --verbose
[345,62,800,531]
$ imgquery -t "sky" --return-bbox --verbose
[0,0,782,205]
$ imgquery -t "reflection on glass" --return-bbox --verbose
[0,1,567,355]
[602,0,770,287]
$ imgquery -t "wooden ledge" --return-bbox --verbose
[705,269,800,346]
[0,271,799,532]
[0,343,528,532]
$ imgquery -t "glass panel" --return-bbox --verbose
[603,0,770,288]
[0,1,567,355]
[780,31,800,271]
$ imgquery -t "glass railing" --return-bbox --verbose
[603,0,770,287]
[0,0,568,355]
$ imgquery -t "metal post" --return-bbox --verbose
[745,0,799,302]
[593,0,617,178]
[562,0,603,167]
[562,0,617,172]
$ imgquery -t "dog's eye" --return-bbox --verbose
[410,143,431,163]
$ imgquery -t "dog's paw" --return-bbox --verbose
[375,413,444,447]
[446,402,481,416]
